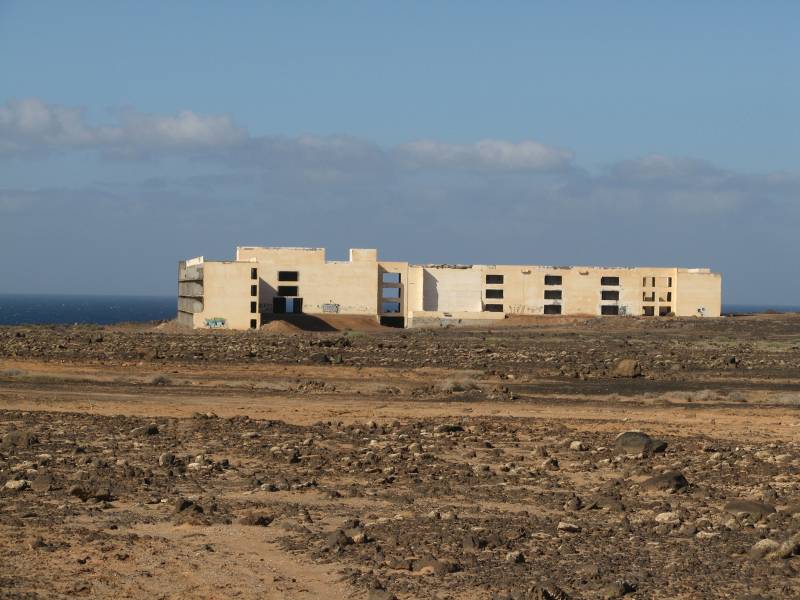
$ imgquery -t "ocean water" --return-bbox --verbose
[0,294,175,325]
[0,294,796,326]
[724,305,800,314]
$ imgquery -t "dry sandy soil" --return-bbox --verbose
[1,314,799,599]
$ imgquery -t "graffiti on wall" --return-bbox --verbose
[506,305,538,315]
[204,317,227,329]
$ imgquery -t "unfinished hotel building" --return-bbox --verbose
[178,247,722,330]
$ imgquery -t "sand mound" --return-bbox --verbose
[318,315,384,331]
[152,319,182,333]
[260,319,304,333]
[260,314,384,333]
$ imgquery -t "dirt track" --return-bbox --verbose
[1,315,799,599]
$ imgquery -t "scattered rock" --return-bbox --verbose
[412,557,460,576]
[612,359,642,378]
[4,479,28,491]
[724,500,776,522]
[325,529,352,550]
[600,580,636,598]
[174,498,203,514]
[642,471,688,492]
[30,474,54,492]
[541,458,560,470]
[614,431,667,455]
[239,512,273,527]
[434,424,464,433]
[1,430,38,449]
[750,538,781,559]
[655,511,681,525]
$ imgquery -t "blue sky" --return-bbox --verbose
[1,2,798,302]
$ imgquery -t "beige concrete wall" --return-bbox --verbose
[237,246,380,316]
[236,246,326,264]
[181,247,721,328]
[191,261,257,330]
[378,262,410,316]
[283,261,378,314]
[410,264,718,319]
[675,269,722,317]
[406,266,425,313]
[422,267,482,312]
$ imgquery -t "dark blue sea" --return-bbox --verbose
[0,295,796,326]
[0,294,175,325]
[724,305,800,315]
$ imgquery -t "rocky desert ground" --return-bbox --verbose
[1,314,799,599]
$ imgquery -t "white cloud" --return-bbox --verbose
[0,98,246,156]
[115,109,246,148]
[397,139,574,172]
[0,98,575,174]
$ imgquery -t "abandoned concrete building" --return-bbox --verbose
[177,246,722,329]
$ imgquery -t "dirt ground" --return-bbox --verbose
[1,314,799,599]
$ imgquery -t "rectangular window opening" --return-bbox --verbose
[250,319,257,329]
[642,306,655,316]
[277,285,298,297]
[250,268,258,280]
[250,284,257,297]
[601,290,619,301]
[484,303,504,312]
[485,274,504,285]
[250,301,257,313]
[382,272,401,284]
[601,276,620,286]
[659,306,672,317]
[278,271,299,282]
[382,301,401,314]
[601,305,620,315]
[382,287,401,299]
[668,276,673,288]
[544,304,562,315]
[544,275,562,286]
[485,289,504,299]
[544,289,562,300]
[643,292,655,302]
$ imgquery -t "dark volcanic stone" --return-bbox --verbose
[724,499,776,521]
[239,512,273,527]
[600,580,636,598]
[462,534,486,551]
[614,431,667,455]
[325,529,352,550]
[31,474,54,492]
[174,498,203,514]
[412,557,460,576]
[1,430,39,449]
[642,471,689,492]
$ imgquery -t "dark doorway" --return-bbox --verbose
[380,316,405,327]
[273,297,303,314]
